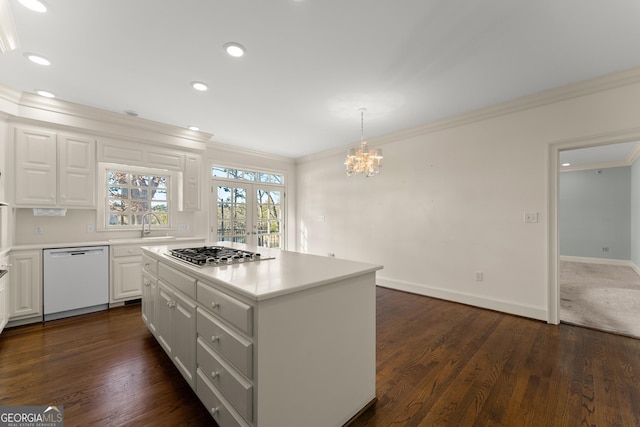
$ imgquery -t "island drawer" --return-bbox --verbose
[158,263,196,299]
[197,282,253,335]
[197,337,253,421]
[197,308,253,379]
[197,369,250,427]
[142,254,158,275]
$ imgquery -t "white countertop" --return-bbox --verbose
[9,236,205,251]
[142,243,383,301]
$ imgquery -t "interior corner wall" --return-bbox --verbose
[559,166,631,260]
[296,77,640,322]
[631,160,640,266]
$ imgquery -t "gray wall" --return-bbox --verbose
[559,166,631,260]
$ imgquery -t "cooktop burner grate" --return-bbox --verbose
[168,246,274,266]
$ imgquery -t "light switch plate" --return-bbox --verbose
[524,212,538,223]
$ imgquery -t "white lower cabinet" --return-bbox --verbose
[0,256,8,334]
[8,250,42,325]
[142,271,157,335]
[142,252,377,427]
[197,369,250,427]
[154,268,197,389]
[111,245,143,303]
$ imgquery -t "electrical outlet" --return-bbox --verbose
[34,226,43,235]
[87,224,95,233]
[475,271,483,281]
[524,212,538,223]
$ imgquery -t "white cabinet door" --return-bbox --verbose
[15,128,96,208]
[0,270,7,334]
[14,128,57,206]
[156,280,175,355]
[173,289,197,387]
[181,155,200,211]
[112,256,143,302]
[58,134,96,207]
[142,272,157,335]
[8,250,42,322]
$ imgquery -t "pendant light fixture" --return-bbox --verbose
[344,108,383,177]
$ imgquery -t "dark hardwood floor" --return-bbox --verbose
[1,287,639,426]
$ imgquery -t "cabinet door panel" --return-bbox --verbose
[173,290,197,388]
[112,256,142,301]
[59,134,95,207]
[157,281,174,355]
[15,128,57,205]
[8,251,42,319]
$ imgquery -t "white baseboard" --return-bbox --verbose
[560,255,640,278]
[559,255,632,267]
[376,276,547,322]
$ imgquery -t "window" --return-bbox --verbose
[99,164,172,230]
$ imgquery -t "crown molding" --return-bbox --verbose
[0,85,213,151]
[298,66,640,164]
[206,140,295,164]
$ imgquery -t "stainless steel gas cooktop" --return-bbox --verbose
[168,246,274,267]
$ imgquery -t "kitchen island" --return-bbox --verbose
[141,243,382,427]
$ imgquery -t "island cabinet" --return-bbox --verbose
[141,245,382,427]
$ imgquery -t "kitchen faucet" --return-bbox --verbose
[141,212,162,238]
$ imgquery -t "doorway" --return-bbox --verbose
[211,180,285,249]
[549,136,640,335]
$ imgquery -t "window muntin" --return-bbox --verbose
[211,166,284,184]
[106,169,170,228]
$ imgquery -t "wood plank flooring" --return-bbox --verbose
[1,287,639,426]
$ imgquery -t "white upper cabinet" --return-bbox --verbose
[181,154,200,211]
[14,127,96,208]
[14,128,57,206]
[58,134,96,207]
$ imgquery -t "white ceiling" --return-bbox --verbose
[2,0,640,158]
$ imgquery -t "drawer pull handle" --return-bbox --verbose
[211,370,219,379]
[144,262,150,267]
[211,335,220,343]
[211,301,219,309]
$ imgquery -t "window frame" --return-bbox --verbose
[97,162,176,232]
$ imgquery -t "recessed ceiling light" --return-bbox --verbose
[188,126,199,131]
[24,53,50,66]
[224,42,246,58]
[18,0,47,13]
[191,81,208,91]
[124,110,138,117]
[35,89,55,98]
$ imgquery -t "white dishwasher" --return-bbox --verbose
[43,245,109,321]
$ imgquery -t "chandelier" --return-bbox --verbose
[344,109,383,177]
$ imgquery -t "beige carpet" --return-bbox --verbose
[560,261,640,339]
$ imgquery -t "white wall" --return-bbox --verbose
[296,69,640,322]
